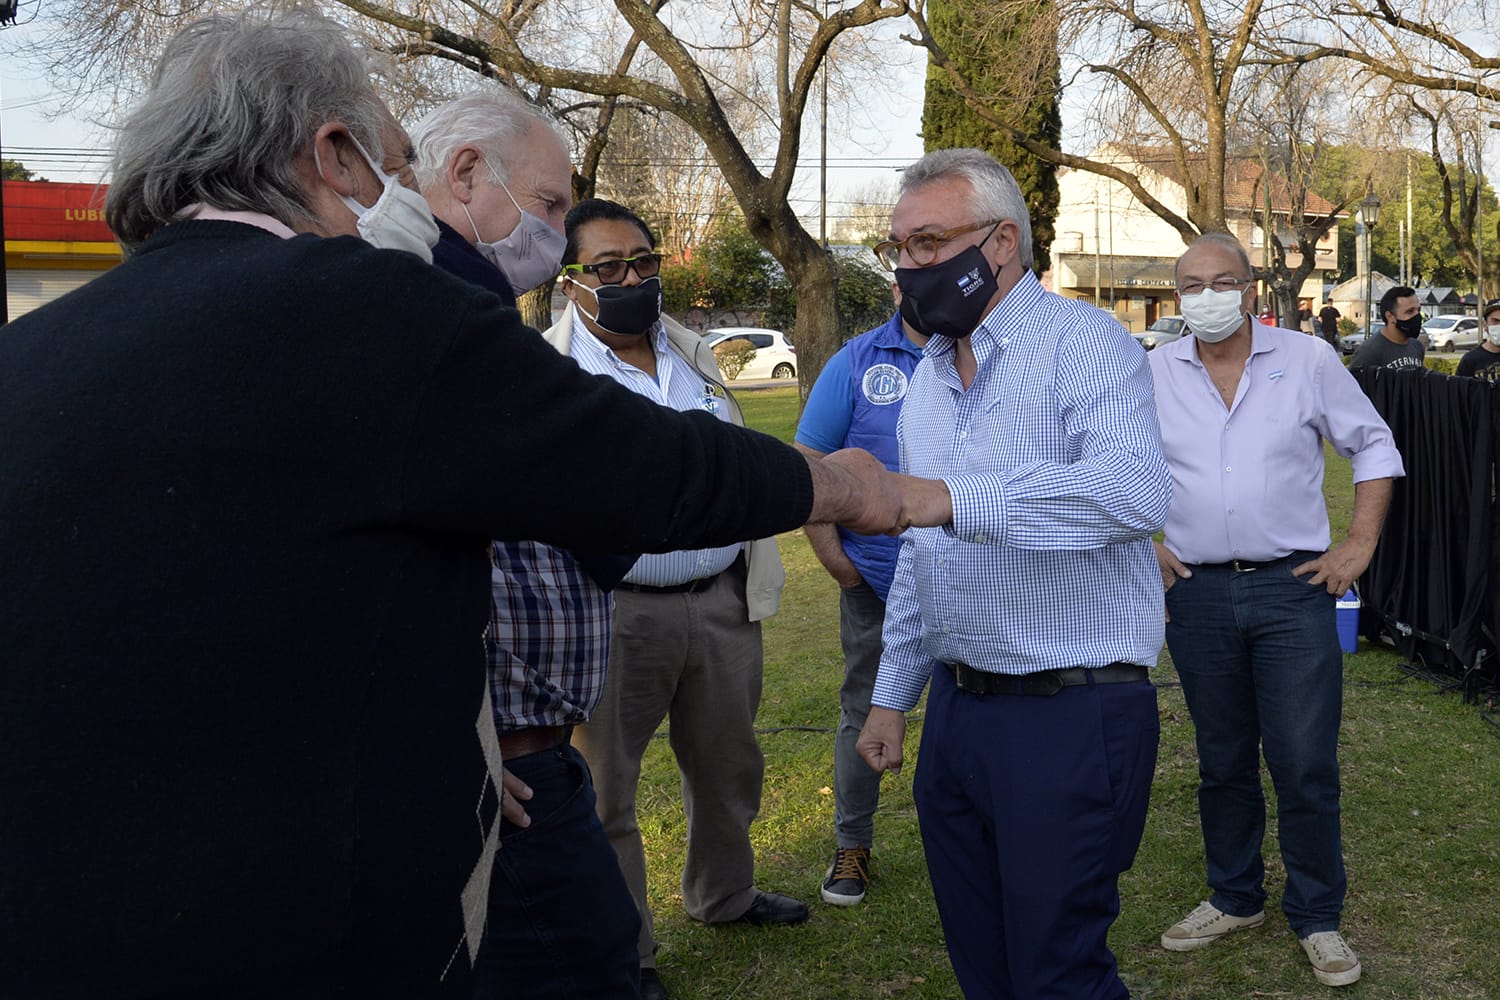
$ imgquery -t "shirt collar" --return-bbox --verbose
[180,203,297,239]
[569,308,667,367]
[1180,316,1277,368]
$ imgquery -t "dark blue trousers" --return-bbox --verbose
[914,665,1159,999]
[470,743,642,1000]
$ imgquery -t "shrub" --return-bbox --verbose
[713,339,757,380]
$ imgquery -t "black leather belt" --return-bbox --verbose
[497,725,569,759]
[620,553,743,595]
[947,661,1150,696]
[1199,555,1296,573]
[620,571,723,595]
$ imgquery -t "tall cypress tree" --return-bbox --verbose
[922,0,1061,271]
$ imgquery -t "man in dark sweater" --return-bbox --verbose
[0,12,947,999]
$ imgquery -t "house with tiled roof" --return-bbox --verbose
[1048,144,1346,333]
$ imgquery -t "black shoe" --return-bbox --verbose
[735,890,811,926]
[640,967,670,1000]
[820,846,870,906]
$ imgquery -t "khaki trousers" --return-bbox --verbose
[574,564,765,971]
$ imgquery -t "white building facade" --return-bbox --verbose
[1048,145,1343,333]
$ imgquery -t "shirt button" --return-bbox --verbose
[1225,466,1232,472]
[974,533,988,543]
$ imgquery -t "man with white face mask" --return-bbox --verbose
[1150,233,1404,989]
[1455,298,1500,381]
[412,89,572,305]
[414,103,642,996]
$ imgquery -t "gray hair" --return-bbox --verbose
[410,89,564,192]
[1175,232,1253,281]
[899,148,1035,269]
[105,11,389,248]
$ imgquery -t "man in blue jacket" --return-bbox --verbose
[795,301,927,907]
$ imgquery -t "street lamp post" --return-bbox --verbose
[1482,119,1500,307]
[1360,193,1382,333]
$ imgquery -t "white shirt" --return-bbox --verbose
[568,314,743,587]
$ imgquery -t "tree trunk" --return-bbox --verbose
[779,239,841,405]
[517,281,555,331]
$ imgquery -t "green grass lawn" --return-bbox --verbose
[634,386,1499,999]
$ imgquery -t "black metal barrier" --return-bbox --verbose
[1352,366,1498,704]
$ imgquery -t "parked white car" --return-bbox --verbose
[1422,315,1480,352]
[1340,324,1386,355]
[704,327,797,380]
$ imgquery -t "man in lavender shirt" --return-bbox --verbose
[1148,233,1404,990]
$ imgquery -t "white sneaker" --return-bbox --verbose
[1160,900,1266,951]
[1300,930,1362,987]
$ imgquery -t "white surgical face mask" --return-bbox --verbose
[1487,323,1500,347]
[462,159,566,296]
[317,134,439,264]
[1179,287,1248,344]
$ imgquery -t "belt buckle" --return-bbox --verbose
[1231,559,1259,573]
[1029,671,1065,696]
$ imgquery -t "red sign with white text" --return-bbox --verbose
[3,180,116,242]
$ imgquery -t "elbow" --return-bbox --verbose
[1122,455,1172,536]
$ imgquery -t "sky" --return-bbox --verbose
[0,7,929,235]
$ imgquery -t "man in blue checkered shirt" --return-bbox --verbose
[857,149,1171,999]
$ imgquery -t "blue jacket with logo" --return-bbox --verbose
[795,312,923,600]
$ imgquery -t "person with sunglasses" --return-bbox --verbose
[542,198,808,1000]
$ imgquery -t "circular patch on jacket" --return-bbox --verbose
[862,363,908,405]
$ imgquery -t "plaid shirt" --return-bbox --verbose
[487,540,613,730]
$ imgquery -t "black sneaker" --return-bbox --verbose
[820,846,870,906]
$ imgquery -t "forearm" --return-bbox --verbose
[794,442,861,580]
[1344,477,1394,551]
[803,521,861,583]
[805,451,867,525]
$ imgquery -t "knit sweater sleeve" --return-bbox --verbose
[398,295,813,552]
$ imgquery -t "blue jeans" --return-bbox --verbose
[1164,555,1345,936]
[470,742,641,999]
[833,582,886,848]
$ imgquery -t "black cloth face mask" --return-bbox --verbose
[894,243,999,340]
[575,276,663,337]
[1393,314,1423,339]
